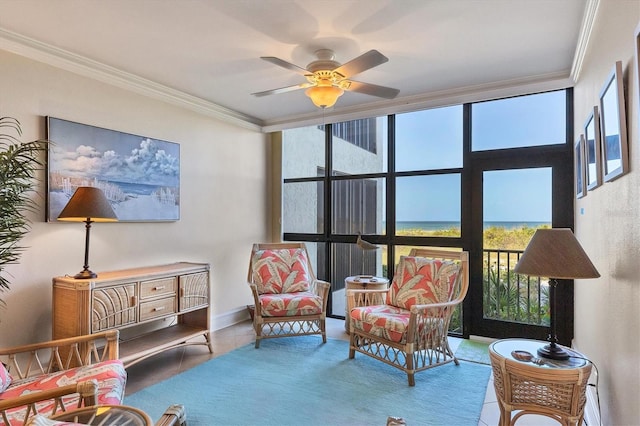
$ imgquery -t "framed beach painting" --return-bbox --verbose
[46,117,180,222]
[599,61,628,182]
[584,106,602,191]
[574,135,586,199]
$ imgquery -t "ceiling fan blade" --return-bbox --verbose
[345,80,400,99]
[333,50,389,78]
[261,57,310,75]
[251,83,312,97]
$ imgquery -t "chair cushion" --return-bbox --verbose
[0,362,12,392]
[387,256,461,310]
[252,248,312,294]
[259,292,323,317]
[2,359,126,426]
[350,305,410,343]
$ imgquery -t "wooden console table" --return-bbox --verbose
[52,262,212,367]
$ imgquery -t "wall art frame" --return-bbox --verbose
[599,60,628,182]
[46,117,180,222]
[584,106,602,191]
[574,134,586,199]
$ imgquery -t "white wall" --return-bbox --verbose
[0,50,269,347]
[573,1,640,424]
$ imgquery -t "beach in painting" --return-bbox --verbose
[49,178,179,222]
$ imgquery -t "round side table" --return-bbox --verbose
[48,404,152,425]
[489,338,592,426]
[344,275,389,333]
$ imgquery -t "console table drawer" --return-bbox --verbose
[140,277,177,299]
[139,296,177,321]
[179,271,209,311]
[92,284,137,332]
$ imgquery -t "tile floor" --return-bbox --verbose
[125,317,559,425]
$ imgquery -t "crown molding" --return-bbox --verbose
[1,8,592,136]
[570,0,600,82]
[261,71,573,132]
[0,27,263,132]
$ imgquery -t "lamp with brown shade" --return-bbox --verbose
[513,228,599,360]
[58,187,117,279]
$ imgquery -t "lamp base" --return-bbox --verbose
[74,269,97,280]
[537,342,570,360]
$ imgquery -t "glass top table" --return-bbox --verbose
[490,338,588,369]
[49,405,152,425]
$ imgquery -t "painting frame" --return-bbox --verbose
[574,134,586,199]
[599,60,628,182]
[46,117,180,222]
[584,106,602,191]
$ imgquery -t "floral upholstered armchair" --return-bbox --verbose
[247,242,330,348]
[347,248,469,386]
[0,331,126,425]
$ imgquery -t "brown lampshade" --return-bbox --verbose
[58,187,117,222]
[513,228,599,279]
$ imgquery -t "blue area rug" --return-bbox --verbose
[125,337,491,426]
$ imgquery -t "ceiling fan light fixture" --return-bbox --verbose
[305,85,344,108]
[256,49,398,106]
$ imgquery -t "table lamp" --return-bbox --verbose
[58,187,117,279]
[513,228,599,360]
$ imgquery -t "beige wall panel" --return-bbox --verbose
[572,2,640,424]
[0,50,269,347]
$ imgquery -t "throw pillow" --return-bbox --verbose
[387,256,461,309]
[0,361,12,392]
[252,248,312,294]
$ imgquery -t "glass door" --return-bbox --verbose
[468,163,574,342]
[483,168,551,332]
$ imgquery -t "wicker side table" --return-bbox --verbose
[344,275,389,333]
[489,339,592,426]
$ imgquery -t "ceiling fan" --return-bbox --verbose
[252,49,400,108]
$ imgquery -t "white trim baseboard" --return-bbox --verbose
[211,306,251,332]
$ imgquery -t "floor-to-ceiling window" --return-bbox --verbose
[281,89,573,342]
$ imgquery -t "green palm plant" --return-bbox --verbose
[0,117,47,306]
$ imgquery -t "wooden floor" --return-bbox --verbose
[125,317,558,426]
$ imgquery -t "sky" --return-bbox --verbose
[394,90,563,222]
[48,117,180,187]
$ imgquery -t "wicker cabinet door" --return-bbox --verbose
[179,272,209,312]
[92,283,137,332]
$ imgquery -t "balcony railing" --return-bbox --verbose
[483,248,550,326]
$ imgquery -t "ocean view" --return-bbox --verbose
[394,221,550,231]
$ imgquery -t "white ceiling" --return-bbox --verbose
[0,0,594,131]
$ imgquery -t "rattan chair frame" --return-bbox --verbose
[247,242,330,348]
[489,347,592,426]
[347,248,469,386]
[0,331,119,424]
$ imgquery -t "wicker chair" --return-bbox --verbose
[247,242,330,348]
[0,331,123,425]
[347,248,469,386]
[0,331,186,426]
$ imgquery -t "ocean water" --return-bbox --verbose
[394,221,550,231]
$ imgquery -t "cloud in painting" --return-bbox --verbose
[51,138,179,186]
